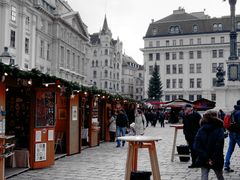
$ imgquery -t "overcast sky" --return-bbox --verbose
[67,0,240,65]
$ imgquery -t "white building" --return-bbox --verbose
[0,0,89,84]
[121,54,144,100]
[88,16,122,94]
[142,7,240,102]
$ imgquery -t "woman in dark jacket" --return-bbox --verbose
[194,110,225,180]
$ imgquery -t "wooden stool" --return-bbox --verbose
[170,124,190,162]
[118,136,162,180]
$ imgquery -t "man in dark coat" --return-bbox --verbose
[194,110,224,180]
[182,104,201,168]
[116,109,129,147]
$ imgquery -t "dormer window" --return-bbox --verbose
[193,25,198,32]
[169,26,181,34]
[218,23,223,31]
[152,28,157,35]
[213,24,218,31]
[213,23,223,31]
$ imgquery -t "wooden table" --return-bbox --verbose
[170,124,190,162]
[118,136,162,180]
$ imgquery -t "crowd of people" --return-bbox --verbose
[108,99,240,180]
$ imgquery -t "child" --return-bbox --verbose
[128,122,136,136]
[194,110,225,180]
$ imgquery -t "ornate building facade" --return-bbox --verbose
[142,7,240,102]
[0,0,89,84]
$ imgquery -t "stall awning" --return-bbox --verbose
[193,98,215,111]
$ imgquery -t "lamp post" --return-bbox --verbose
[0,47,14,65]
[227,0,240,81]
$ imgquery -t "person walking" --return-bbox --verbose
[158,109,165,128]
[224,100,240,172]
[194,110,225,180]
[116,109,129,147]
[109,111,117,142]
[182,104,202,168]
[134,109,146,135]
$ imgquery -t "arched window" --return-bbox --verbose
[117,63,119,69]
[175,26,180,34]
[93,50,97,56]
[218,23,223,31]
[213,24,218,31]
[170,26,175,34]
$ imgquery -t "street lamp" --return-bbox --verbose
[0,47,14,65]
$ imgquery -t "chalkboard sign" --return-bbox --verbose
[36,90,55,127]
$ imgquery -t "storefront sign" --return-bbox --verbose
[48,130,54,141]
[72,106,77,121]
[35,131,41,142]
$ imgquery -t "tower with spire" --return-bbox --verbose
[87,15,123,94]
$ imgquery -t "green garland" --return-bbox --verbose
[0,62,140,103]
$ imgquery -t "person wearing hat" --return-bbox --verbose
[182,103,202,168]
[224,99,240,172]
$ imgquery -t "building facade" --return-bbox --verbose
[142,7,240,102]
[88,16,122,94]
[0,0,89,84]
[121,54,144,100]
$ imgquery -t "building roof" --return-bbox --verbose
[101,15,111,34]
[144,8,240,38]
[90,33,100,44]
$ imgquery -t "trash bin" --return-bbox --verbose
[130,171,152,180]
[177,145,190,162]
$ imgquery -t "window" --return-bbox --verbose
[179,39,183,46]
[165,95,170,101]
[170,26,175,34]
[149,65,153,75]
[166,79,170,88]
[72,53,75,70]
[156,53,160,60]
[10,30,16,48]
[104,81,108,89]
[179,52,184,59]
[96,60,98,67]
[193,25,198,32]
[149,41,153,47]
[156,65,160,73]
[173,40,176,46]
[190,64,194,73]
[212,50,217,58]
[11,6,17,21]
[218,23,223,31]
[211,37,215,44]
[197,78,202,88]
[40,40,44,58]
[104,70,108,77]
[197,38,201,44]
[165,52,170,60]
[166,65,171,74]
[212,63,217,73]
[197,50,202,59]
[219,63,224,68]
[149,53,153,61]
[196,63,201,73]
[166,40,169,46]
[172,95,177,100]
[212,78,217,87]
[66,50,70,68]
[156,41,160,47]
[152,28,157,35]
[197,94,202,100]
[92,61,94,67]
[190,78,194,88]
[220,37,225,43]
[172,52,177,60]
[189,95,194,101]
[189,51,194,59]
[211,93,216,101]
[213,24,218,31]
[94,50,97,56]
[25,38,29,54]
[219,49,224,58]
[25,16,30,29]
[178,79,183,88]
[172,64,177,74]
[93,71,97,78]
[179,94,183,99]
[47,43,50,61]
[189,39,193,45]
[172,79,176,88]
[105,59,109,66]
[178,64,183,74]
[175,26,180,33]
[60,46,64,66]
[105,49,108,55]
[237,22,240,30]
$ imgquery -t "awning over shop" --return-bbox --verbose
[193,98,215,111]
[163,98,192,109]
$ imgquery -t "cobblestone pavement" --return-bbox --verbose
[9,124,240,180]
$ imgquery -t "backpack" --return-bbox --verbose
[224,110,240,131]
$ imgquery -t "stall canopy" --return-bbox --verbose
[193,98,215,111]
[144,101,166,109]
